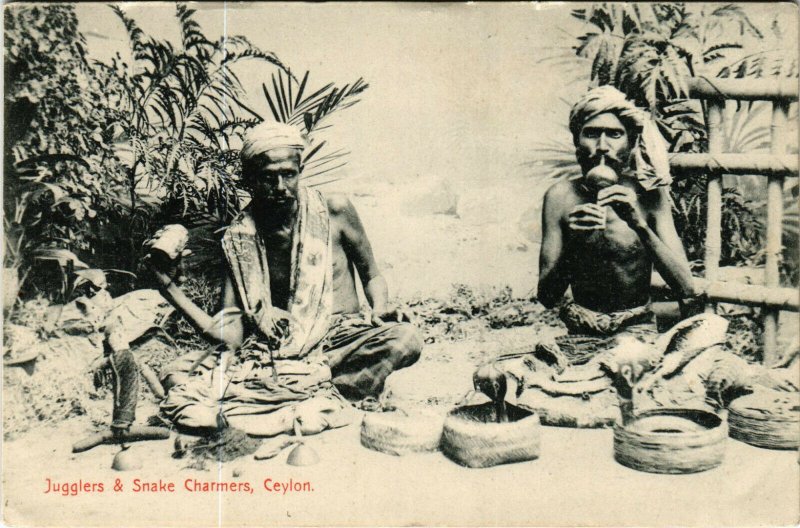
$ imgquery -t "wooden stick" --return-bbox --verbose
[139,363,166,400]
[764,101,790,366]
[669,153,798,178]
[688,77,798,102]
[704,101,724,314]
[72,426,171,453]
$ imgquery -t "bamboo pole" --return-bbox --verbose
[704,101,725,314]
[651,278,799,312]
[669,153,798,178]
[688,77,798,102]
[763,101,790,366]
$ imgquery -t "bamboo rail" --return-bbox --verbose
[669,153,798,177]
[651,279,799,312]
[764,101,790,365]
[688,77,798,101]
[677,77,799,363]
[704,101,724,314]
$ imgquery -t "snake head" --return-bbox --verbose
[473,363,508,403]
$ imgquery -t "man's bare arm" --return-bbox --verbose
[329,194,389,313]
[537,186,571,308]
[636,188,696,299]
[597,184,695,299]
[152,269,245,349]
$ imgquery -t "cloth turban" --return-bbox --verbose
[241,121,308,161]
[569,85,672,191]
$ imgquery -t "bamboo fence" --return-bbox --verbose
[666,76,800,366]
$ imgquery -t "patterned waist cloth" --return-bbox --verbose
[553,301,657,366]
[559,301,656,336]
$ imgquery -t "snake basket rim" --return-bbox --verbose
[728,392,800,450]
[613,408,728,474]
[441,401,541,469]
[360,410,445,456]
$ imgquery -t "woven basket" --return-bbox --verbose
[614,408,727,474]
[728,391,800,450]
[441,402,540,468]
[360,411,444,456]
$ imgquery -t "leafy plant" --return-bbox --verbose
[260,70,369,185]
[4,5,128,283]
[96,6,370,284]
[570,3,765,144]
[91,3,289,272]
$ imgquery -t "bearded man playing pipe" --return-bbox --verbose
[476,87,796,427]
[538,85,696,334]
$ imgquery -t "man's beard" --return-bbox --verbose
[251,193,298,225]
[266,195,295,207]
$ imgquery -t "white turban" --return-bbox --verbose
[241,121,308,160]
[569,86,672,191]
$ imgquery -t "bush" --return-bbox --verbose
[4,4,127,279]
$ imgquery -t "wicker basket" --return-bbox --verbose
[728,391,800,450]
[614,408,727,474]
[360,411,444,456]
[441,402,540,468]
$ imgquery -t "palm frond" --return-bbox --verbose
[109,4,146,56]
[176,3,213,59]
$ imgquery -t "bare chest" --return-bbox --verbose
[263,229,293,308]
[566,207,646,262]
[262,217,351,307]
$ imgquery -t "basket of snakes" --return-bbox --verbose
[614,408,728,474]
[441,363,541,468]
[728,390,799,450]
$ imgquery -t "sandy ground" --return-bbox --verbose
[3,325,799,528]
[4,414,799,528]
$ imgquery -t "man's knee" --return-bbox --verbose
[384,323,423,366]
[160,371,189,393]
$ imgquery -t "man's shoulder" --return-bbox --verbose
[323,192,357,216]
[322,192,364,217]
[322,192,365,239]
[639,185,670,210]
[543,178,580,205]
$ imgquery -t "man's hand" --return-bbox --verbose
[370,305,413,327]
[597,185,647,229]
[567,203,606,231]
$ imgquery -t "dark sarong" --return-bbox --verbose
[322,315,423,400]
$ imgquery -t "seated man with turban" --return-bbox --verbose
[476,86,796,428]
[147,122,422,436]
[538,85,695,334]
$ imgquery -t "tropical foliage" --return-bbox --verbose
[4,5,128,296]
[260,70,368,185]
[89,5,288,273]
[4,3,369,300]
